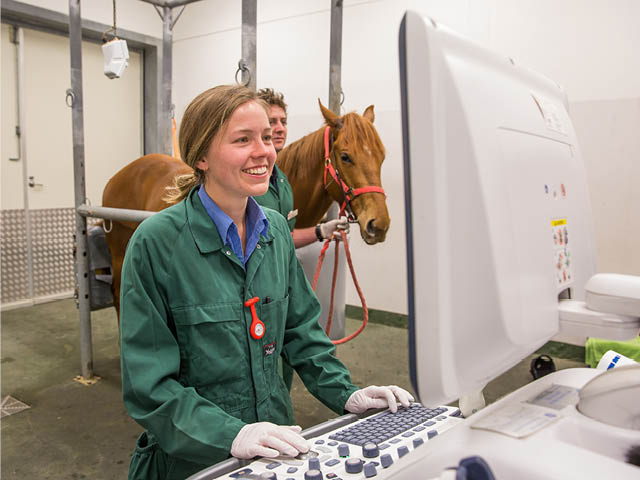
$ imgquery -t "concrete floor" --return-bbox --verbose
[1,299,585,479]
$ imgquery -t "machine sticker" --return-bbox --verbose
[470,403,561,438]
[552,218,572,287]
[526,384,579,410]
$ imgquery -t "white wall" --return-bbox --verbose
[1,24,143,210]
[16,1,635,312]
[171,0,640,314]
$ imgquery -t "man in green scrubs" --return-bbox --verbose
[254,89,348,390]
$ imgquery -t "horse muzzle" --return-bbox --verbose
[358,214,389,245]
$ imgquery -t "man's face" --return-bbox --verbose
[268,105,287,152]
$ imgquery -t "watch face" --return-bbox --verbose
[254,323,264,337]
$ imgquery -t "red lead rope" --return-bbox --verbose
[311,230,368,345]
[311,126,385,345]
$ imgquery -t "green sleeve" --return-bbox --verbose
[119,229,244,466]
[278,224,359,413]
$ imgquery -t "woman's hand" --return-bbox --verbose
[230,422,310,459]
[345,385,415,413]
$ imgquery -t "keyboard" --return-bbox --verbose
[190,403,464,480]
[328,403,455,446]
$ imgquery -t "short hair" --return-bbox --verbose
[257,88,287,114]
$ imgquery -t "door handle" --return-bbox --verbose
[28,176,43,188]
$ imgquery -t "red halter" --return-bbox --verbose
[323,126,386,222]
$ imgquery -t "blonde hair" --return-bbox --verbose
[257,88,287,113]
[164,85,267,203]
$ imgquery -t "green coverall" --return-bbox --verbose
[120,188,358,480]
[253,164,297,390]
[253,164,296,232]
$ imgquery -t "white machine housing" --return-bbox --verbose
[102,38,129,79]
[399,10,640,479]
[400,10,598,407]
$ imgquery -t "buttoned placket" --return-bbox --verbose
[241,237,273,421]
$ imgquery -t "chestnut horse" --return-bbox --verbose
[102,100,389,317]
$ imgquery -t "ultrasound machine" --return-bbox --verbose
[189,10,640,480]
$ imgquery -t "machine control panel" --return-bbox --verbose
[219,404,463,479]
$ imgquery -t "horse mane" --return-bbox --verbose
[277,110,385,184]
[277,127,324,182]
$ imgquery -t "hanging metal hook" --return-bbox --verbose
[235,60,251,87]
[65,89,75,108]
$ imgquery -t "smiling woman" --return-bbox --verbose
[117,84,413,480]
[196,101,275,220]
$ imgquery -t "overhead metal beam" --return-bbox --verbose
[140,0,203,9]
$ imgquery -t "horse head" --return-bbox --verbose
[319,100,390,245]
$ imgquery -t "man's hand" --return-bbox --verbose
[318,216,350,240]
[230,422,310,459]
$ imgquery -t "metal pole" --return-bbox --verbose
[15,27,35,300]
[325,0,346,338]
[69,0,93,380]
[77,204,156,223]
[161,6,173,155]
[328,0,343,114]
[327,0,342,222]
[241,0,257,91]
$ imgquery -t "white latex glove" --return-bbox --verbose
[230,422,310,459]
[318,216,350,239]
[345,385,415,414]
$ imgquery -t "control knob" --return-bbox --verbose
[308,458,320,471]
[338,444,350,457]
[363,462,378,478]
[304,469,322,480]
[380,453,393,468]
[345,458,363,474]
[362,442,379,458]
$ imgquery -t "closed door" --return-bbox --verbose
[1,24,142,308]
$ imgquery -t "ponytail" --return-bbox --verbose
[162,170,205,204]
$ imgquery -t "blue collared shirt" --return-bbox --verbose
[198,185,269,268]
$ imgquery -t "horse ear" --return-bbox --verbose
[318,99,343,128]
[363,105,375,123]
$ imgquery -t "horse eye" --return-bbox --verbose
[340,152,352,164]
